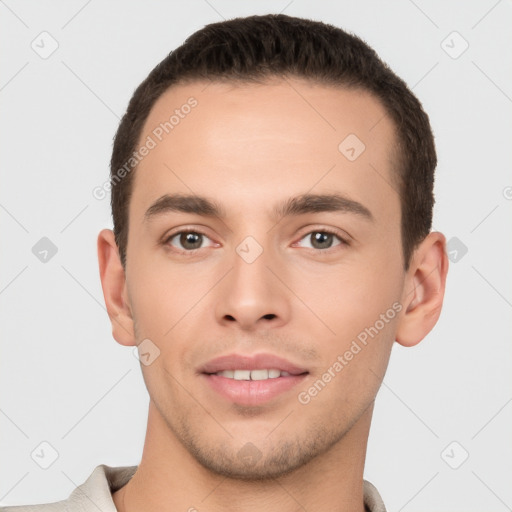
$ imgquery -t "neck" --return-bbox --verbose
[113,400,373,512]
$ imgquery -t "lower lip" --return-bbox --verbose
[202,373,308,406]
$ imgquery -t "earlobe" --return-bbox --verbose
[97,229,136,346]
[395,231,449,347]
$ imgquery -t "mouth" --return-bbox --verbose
[199,353,309,406]
[210,369,294,380]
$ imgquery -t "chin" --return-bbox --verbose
[180,423,342,481]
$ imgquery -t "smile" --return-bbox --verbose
[199,352,309,406]
[213,369,291,380]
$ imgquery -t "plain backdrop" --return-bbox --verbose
[1,1,511,510]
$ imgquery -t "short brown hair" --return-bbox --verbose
[110,14,436,271]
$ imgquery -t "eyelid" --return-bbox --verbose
[162,226,218,252]
[293,225,352,246]
[162,225,351,254]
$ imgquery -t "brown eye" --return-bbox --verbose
[310,231,335,249]
[296,229,348,251]
[167,231,211,251]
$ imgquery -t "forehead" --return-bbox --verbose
[130,78,399,228]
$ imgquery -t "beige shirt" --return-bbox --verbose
[1,464,387,511]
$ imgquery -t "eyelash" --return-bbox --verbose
[294,228,350,252]
[162,227,350,255]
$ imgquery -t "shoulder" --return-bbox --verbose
[0,464,138,512]
[363,479,387,512]
[0,502,67,511]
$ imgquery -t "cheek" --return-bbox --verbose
[127,262,216,386]
[127,258,205,337]
[295,261,401,396]
[296,310,398,418]
[292,258,401,338]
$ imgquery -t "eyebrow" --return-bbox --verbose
[144,192,374,223]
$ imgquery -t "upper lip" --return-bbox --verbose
[200,353,309,376]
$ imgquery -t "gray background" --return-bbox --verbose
[1,0,511,510]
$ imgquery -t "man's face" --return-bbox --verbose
[123,78,405,478]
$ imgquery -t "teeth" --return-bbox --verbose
[234,370,251,380]
[250,369,269,381]
[216,369,288,380]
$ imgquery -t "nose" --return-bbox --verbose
[214,241,291,331]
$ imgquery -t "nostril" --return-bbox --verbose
[263,313,276,320]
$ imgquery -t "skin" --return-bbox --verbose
[98,78,448,512]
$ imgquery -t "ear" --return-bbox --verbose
[97,229,136,346]
[395,231,449,347]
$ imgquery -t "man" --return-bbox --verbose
[3,13,448,512]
